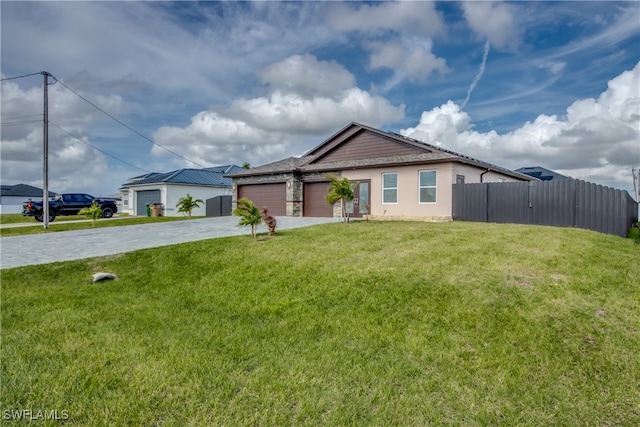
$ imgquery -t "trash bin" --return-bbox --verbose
[150,203,163,217]
[146,204,151,217]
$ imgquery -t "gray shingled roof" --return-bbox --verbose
[122,165,243,188]
[228,157,310,177]
[227,123,535,181]
[0,184,56,197]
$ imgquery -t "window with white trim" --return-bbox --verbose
[419,170,437,203]
[382,172,398,204]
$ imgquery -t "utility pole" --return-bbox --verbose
[633,167,639,202]
[42,71,50,229]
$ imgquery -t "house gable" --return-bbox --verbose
[227,122,535,181]
[307,124,430,166]
[310,129,428,165]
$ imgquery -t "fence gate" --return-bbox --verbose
[206,195,232,217]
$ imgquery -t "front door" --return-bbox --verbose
[346,180,370,218]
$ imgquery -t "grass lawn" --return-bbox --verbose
[0,214,202,237]
[1,221,639,425]
[0,213,88,224]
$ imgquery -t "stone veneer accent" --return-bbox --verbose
[288,175,303,216]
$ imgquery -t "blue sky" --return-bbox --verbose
[1,1,639,198]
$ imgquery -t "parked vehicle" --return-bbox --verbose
[22,193,118,222]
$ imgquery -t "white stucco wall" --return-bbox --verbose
[0,195,48,214]
[1,196,28,214]
[121,185,163,216]
[121,184,232,217]
[165,184,232,217]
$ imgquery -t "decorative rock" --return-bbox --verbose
[92,272,118,283]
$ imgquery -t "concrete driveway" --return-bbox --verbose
[0,216,340,269]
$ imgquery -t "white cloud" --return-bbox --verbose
[0,79,126,195]
[545,5,640,60]
[401,63,640,192]
[152,55,405,167]
[326,1,444,37]
[3,1,637,198]
[368,38,449,85]
[1,2,336,108]
[257,54,355,98]
[325,1,448,89]
[462,1,519,50]
[152,111,289,168]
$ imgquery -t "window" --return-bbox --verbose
[382,172,397,204]
[419,170,437,203]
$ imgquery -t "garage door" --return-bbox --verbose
[136,190,161,216]
[303,181,333,217]
[238,183,286,216]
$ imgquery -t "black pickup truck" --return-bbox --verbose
[22,193,118,222]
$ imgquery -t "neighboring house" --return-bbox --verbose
[120,165,243,216]
[0,184,56,214]
[103,193,124,213]
[228,122,536,221]
[515,166,570,181]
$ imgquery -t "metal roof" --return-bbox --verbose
[122,165,243,188]
[515,166,571,181]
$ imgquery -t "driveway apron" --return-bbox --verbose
[0,216,340,269]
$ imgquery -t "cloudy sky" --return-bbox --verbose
[1,1,639,198]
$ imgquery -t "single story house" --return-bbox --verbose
[228,122,536,221]
[0,184,56,214]
[515,166,570,181]
[120,165,243,216]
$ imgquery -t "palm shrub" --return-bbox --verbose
[233,198,262,238]
[325,174,357,222]
[176,194,204,219]
[77,201,103,227]
[630,221,640,244]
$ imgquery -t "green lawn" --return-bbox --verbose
[0,212,111,226]
[0,214,202,237]
[1,221,639,426]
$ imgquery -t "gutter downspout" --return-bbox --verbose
[480,168,491,183]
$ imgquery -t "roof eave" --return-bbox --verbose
[456,158,539,181]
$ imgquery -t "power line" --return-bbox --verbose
[0,72,43,82]
[0,120,42,127]
[49,121,151,174]
[55,80,208,168]
[2,71,207,169]
[1,114,43,120]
